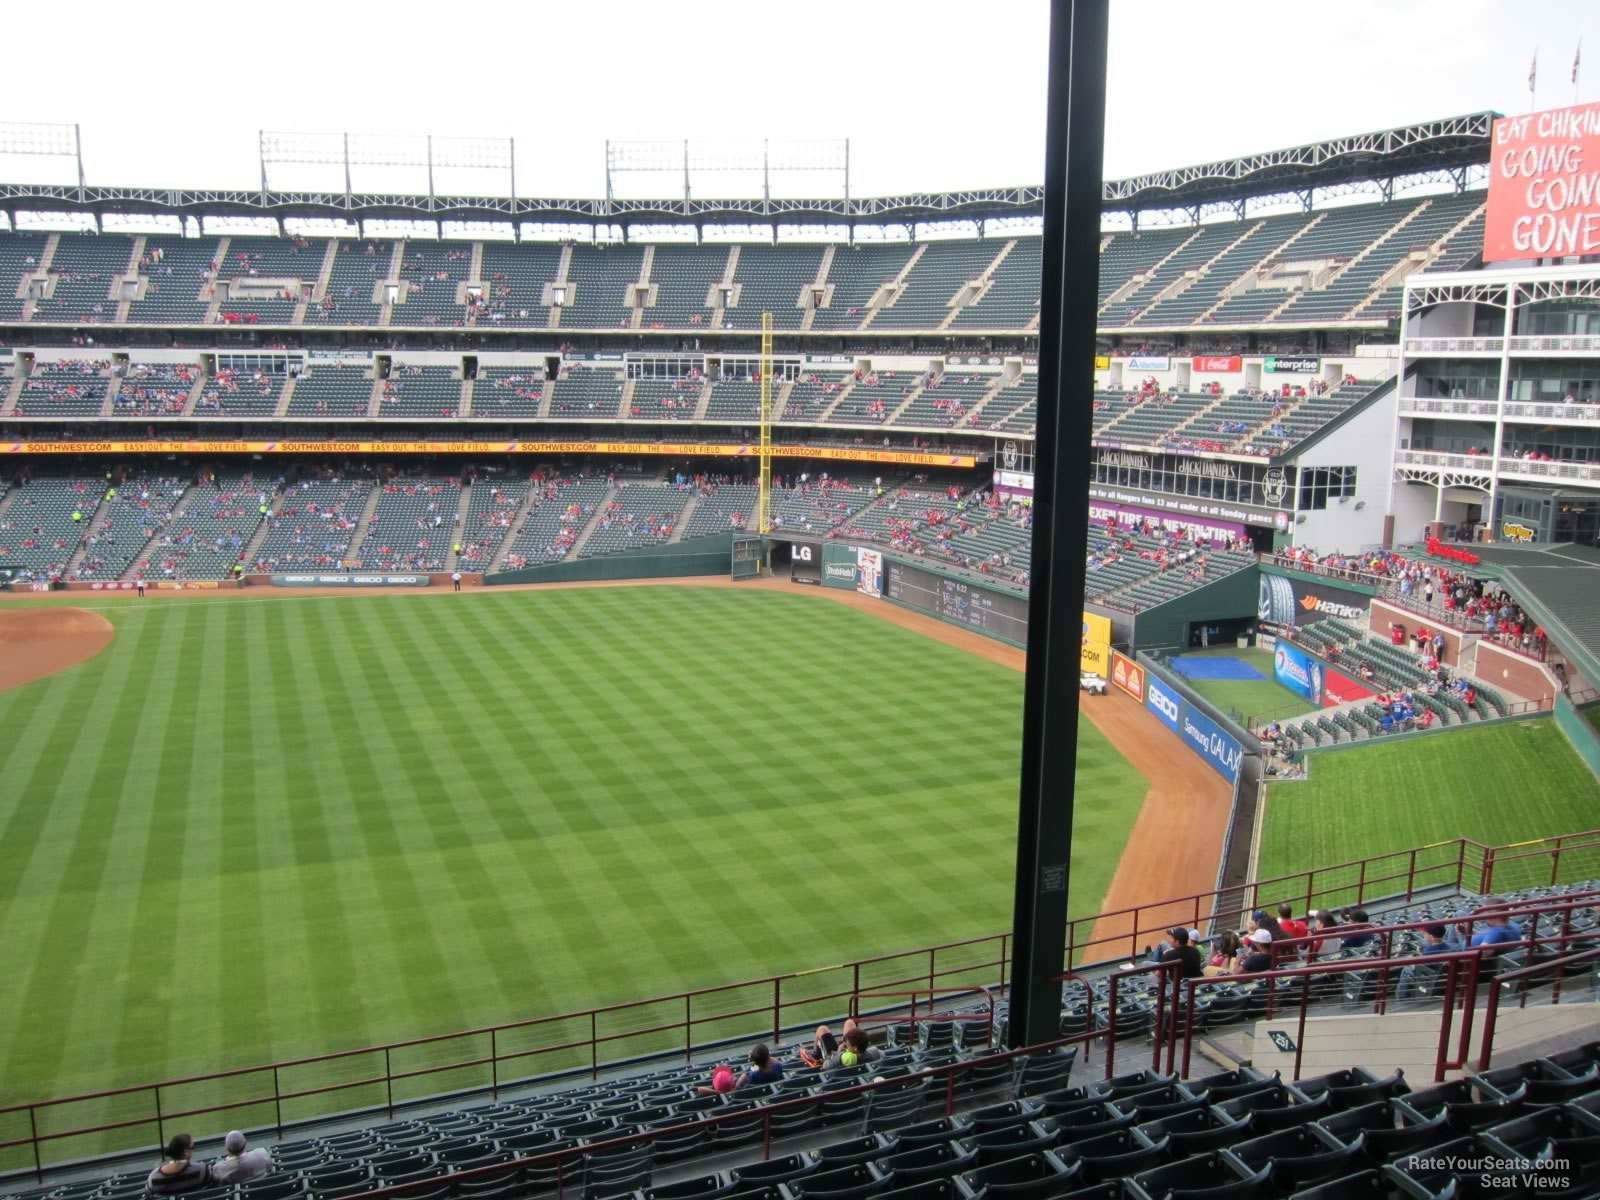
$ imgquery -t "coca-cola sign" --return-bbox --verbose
[1192,356,1242,372]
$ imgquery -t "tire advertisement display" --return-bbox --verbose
[1258,573,1371,626]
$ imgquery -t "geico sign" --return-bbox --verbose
[1147,683,1179,724]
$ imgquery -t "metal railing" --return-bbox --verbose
[2,830,1597,1175]
[1259,552,1392,590]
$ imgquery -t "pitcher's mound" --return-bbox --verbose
[0,607,115,691]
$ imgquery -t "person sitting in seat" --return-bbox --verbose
[1398,924,1460,999]
[146,1135,211,1197]
[1236,929,1274,973]
[833,1027,883,1069]
[797,1026,839,1069]
[740,1042,784,1086]
[210,1132,272,1185]
[1204,930,1241,977]
[1337,907,1375,949]
[1467,899,1523,947]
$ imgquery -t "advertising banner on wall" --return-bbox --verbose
[821,543,861,589]
[1081,612,1112,675]
[270,574,431,587]
[855,548,883,597]
[1089,500,1245,545]
[1484,102,1600,261]
[1126,355,1171,371]
[1110,650,1144,700]
[1272,640,1326,704]
[1258,573,1371,626]
[1145,675,1182,733]
[1180,704,1244,783]
[1094,355,1111,370]
[1192,356,1242,373]
[1264,356,1321,373]
[789,540,821,585]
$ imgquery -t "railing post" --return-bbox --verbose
[999,935,1008,995]
[1551,838,1562,886]
[1104,973,1119,1081]
[772,979,781,1044]
[384,1047,393,1117]
[684,995,693,1064]
[1294,974,1310,1081]
[273,1066,283,1138]
[1435,961,1457,1083]
[1357,858,1367,902]
[154,1084,163,1150]
[1479,978,1503,1072]
[761,1109,771,1161]
[30,1106,42,1182]
[1480,846,1494,894]
[1407,848,1418,900]
[590,1012,599,1080]
[490,1029,498,1099]
[1180,983,1197,1079]
[1455,952,1480,1070]
[928,948,935,996]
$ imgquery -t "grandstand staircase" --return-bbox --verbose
[707,245,739,329]
[546,243,574,329]
[367,376,386,418]
[300,240,340,322]
[489,488,544,571]
[238,489,288,570]
[884,384,926,425]
[1098,226,1204,318]
[949,374,1017,429]
[1264,202,1428,323]
[855,243,927,331]
[341,487,387,565]
[536,376,556,418]
[61,487,114,579]
[98,372,122,418]
[668,496,700,544]
[182,370,208,417]
[446,486,475,570]
[115,236,146,322]
[469,241,485,287]
[459,376,475,417]
[629,247,655,330]
[1346,200,1487,320]
[617,380,635,419]
[20,234,60,322]
[0,484,18,525]
[1136,221,1264,317]
[201,237,231,324]
[275,374,298,418]
[815,378,859,422]
[799,246,835,332]
[1197,216,1324,323]
[564,483,620,559]
[0,363,24,415]
[937,239,1016,331]
[771,378,797,421]
[691,381,714,420]
[379,242,405,325]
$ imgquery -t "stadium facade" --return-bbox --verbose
[4,107,1599,592]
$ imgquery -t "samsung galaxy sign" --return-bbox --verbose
[1180,707,1244,783]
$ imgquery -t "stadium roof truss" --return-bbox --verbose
[0,113,1496,233]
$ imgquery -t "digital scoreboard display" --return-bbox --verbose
[884,560,1029,647]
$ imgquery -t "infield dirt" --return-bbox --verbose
[0,607,115,692]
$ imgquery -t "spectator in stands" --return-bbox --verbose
[1397,924,1460,1000]
[835,1027,882,1069]
[696,1064,738,1096]
[1337,907,1375,949]
[1277,904,1308,942]
[1467,900,1523,947]
[1309,909,1341,955]
[740,1043,784,1086]
[1204,931,1241,976]
[210,1132,272,1185]
[797,1026,839,1069]
[1248,910,1281,942]
[1157,927,1204,979]
[1236,929,1273,973]
[145,1134,211,1196]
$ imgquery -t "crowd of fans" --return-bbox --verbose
[251,475,367,571]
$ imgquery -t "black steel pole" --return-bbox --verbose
[1008,0,1109,1050]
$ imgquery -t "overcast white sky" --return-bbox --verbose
[2,0,1597,200]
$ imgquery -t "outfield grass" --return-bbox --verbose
[0,587,1146,1135]
[1258,720,1600,913]
[1174,646,1317,727]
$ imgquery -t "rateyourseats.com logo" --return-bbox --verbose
[1408,1154,1571,1190]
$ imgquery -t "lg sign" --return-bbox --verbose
[1485,102,1600,261]
[793,544,813,562]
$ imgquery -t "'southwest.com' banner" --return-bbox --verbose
[4,440,976,468]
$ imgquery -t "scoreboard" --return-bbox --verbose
[884,560,1029,647]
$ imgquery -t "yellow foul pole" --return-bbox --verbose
[758,311,773,534]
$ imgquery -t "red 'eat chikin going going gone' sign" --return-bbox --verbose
[1484,102,1600,262]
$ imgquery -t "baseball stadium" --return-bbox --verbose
[4,4,1600,1198]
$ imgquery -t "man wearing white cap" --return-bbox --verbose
[1237,928,1274,974]
[211,1132,272,1185]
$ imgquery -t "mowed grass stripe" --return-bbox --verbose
[1258,720,1600,896]
[0,587,1150,1110]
